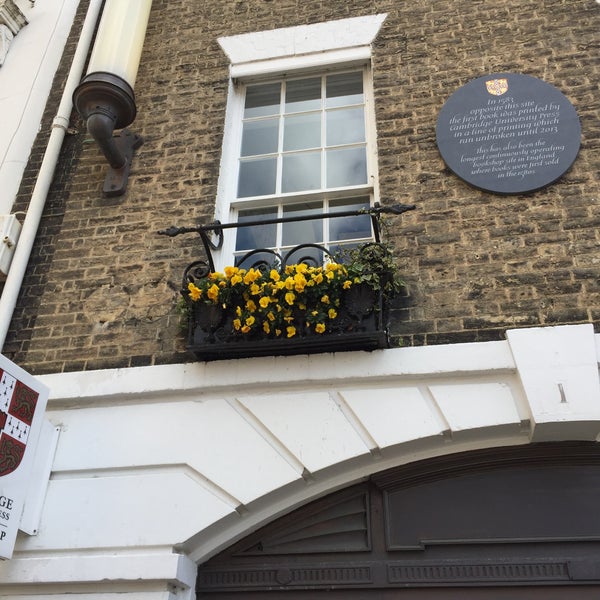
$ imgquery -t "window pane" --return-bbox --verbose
[326,72,363,108]
[241,118,279,156]
[285,78,321,112]
[283,113,321,151]
[282,202,323,246]
[326,107,365,146]
[238,157,277,197]
[282,151,321,193]
[236,207,278,251]
[329,198,372,242]
[326,147,367,188]
[244,83,281,118]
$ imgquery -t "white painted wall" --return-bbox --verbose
[0,324,598,599]
[0,0,80,214]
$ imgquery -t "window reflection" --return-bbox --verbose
[286,78,321,112]
[244,83,281,118]
[282,152,321,193]
[241,118,279,156]
[329,198,371,241]
[283,113,321,151]
[326,147,367,188]
[235,207,277,251]
[326,107,365,146]
[326,72,363,108]
[238,157,277,197]
[282,202,323,246]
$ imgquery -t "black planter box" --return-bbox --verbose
[187,287,390,361]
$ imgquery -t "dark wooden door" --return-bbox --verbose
[197,442,600,597]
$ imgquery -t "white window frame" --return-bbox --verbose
[214,14,387,270]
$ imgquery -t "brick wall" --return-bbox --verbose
[4,0,599,373]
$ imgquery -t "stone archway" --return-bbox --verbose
[197,442,600,597]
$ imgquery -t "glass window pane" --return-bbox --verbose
[326,147,367,188]
[244,83,281,118]
[329,198,372,242]
[235,207,278,251]
[283,113,321,151]
[238,157,277,197]
[326,107,365,146]
[241,118,279,156]
[326,72,363,108]
[285,78,321,112]
[282,151,321,193]
[282,201,323,246]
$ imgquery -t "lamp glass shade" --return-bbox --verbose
[87,0,152,88]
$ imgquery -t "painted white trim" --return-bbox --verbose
[37,340,517,405]
[1,325,598,594]
[0,0,80,214]
[219,14,387,78]
[230,46,372,81]
[507,324,600,440]
[0,551,196,591]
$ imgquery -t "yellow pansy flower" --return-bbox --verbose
[207,284,220,302]
[285,292,296,305]
[188,282,202,301]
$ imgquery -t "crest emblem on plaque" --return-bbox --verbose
[486,78,509,96]
[0,370,39,477]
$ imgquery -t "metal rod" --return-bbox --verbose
[158,204,416,238]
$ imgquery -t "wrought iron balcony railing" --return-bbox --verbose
[159,204,415,361]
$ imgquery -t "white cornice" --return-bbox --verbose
[218,13,387,78]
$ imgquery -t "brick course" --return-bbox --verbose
[4,0,599,373]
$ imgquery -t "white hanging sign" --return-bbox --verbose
[0,354,49,560]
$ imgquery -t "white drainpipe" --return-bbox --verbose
[0,0,104,350]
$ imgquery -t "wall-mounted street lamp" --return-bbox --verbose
[73,0,152,197]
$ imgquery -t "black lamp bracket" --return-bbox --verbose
[73,71,143,196]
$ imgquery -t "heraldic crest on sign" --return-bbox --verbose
[0,369,39,477]
[486,78,509,96]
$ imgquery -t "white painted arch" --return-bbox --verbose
[0,324,599,599]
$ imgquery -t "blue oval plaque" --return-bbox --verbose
[436,73,581,194]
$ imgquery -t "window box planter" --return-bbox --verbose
[188,283,389,361]
[181,242,401,362]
